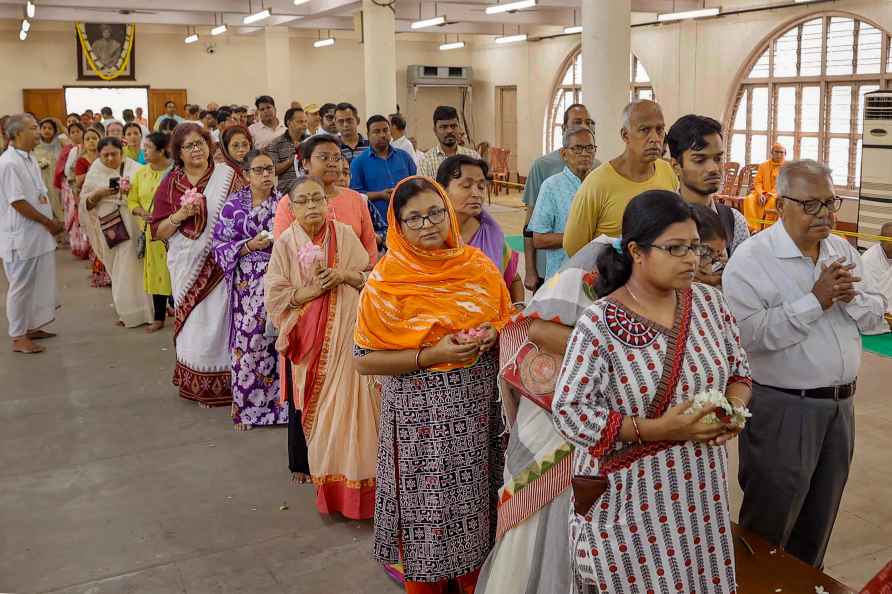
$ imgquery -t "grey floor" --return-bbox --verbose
[2,249,891,594]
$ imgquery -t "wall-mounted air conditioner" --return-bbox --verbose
[857,90,892,249]
[407,65,473,88]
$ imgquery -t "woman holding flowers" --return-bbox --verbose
[152,124,241,407]
[212,151,286,430]
[353,176,514,593]
[265,175,377,518]
[552,191,752,594]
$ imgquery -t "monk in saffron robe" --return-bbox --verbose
[743,143,786,231]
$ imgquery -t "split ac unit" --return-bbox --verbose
[407,65,473,88]
[857,90,892,249]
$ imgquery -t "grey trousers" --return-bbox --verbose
[738,383,855,568]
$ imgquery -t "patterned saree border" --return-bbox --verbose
[496,454,573,540]
[173,361,232,406]
[301,288,338,440]
[499,443,573,501]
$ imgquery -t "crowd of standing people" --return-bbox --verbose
[2,91,892,594]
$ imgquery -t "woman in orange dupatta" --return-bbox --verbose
[743,143,786,231]
[354,176,514,594]
[265,175,378,520]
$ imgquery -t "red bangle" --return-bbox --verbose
[631,416,642,444]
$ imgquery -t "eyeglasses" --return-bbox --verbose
[291,196,326,207]
[568,144,597,155]
[781,195,843,216]
[182,140,207,152]
[401,207,448,230]
[312,153,342,163]
[643,243,712,257]
[250,165,275,176]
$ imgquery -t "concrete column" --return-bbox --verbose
[582,0,632,159]
[264,26,292,117]
[362,0,397,117]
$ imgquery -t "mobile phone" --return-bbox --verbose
[109,177,120,190]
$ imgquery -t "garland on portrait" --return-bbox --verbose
[75,23,135,81]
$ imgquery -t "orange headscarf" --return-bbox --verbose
[354,176,515,371]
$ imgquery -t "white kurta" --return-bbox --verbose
[861,243,892,319]
[0,147,58,337]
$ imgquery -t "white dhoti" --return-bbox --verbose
[2,250,56,337]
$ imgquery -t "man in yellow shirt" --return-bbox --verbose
[562,99,678,256]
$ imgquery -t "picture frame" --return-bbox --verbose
[76,23,136,81]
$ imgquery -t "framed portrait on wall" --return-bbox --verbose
[75,23,136,81]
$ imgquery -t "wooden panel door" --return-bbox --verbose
[148,89,188,127]
[496,86,518,174]
[22,89,66,121]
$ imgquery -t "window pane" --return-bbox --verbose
[730,134,747,165]
[827,17,855,75]
[801,86,821,132]
[776,87,796,132]
[828,138,850,186]
[800,18,823,76]
[733,92,748,130]
[857,85,880,134]
[773,27,799,77]
[800,137,819,161]
[635,60,650,83]
[856,22,882,74]
[829,85,852,134]
[751,134,768,163]
[751,87,769,131]
[777,135,795,158]
[749,49,770,78]
[637,88,654,100]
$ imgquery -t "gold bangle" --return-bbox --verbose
[415,348,425,370]
[631,416,643,444]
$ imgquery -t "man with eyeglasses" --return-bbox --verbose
[318,103,338,135]
[724,159,888,568]
[334,102,368,164]
[249,95,286,151]
[526,126,597,279]
[563,99,678,258]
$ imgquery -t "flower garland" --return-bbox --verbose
[75,23,135,81]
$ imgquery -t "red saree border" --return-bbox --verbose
[173,361,232,406]
[301,289,337,438]
[495,454,572,540]
[172,255,225,341]
[315,475,376,520]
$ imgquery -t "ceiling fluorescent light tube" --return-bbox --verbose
[793,0,820,3]
[293,0,310,4]
[411,16,446,29]
[657,7,720,22]
[563,25,582,34]
[19,29,27,40]
[485,0,536,16]
[211,24,227,36]
[21,19,30,32]
[26,1,35,18]
[495,33,527,44]
[185,33,199,43]
[243,8,271,25]
[439,41,465,51]
[313,37,335,48]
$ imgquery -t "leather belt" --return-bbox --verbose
[755,381,856,401]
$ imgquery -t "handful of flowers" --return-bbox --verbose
[37,158,50,170]
[259,230,274,243]
[179,187,204,208]
[298,242,324,277]
[119,177,131,193]
[685,389,752,430]
[454,326,489,346]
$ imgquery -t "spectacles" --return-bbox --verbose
[401,207,448,230]
[250,165,275,176]
[291,196,326,207]
[312,153,342,163]
[781,195,843,216]
[643,243,712,257]
[182,140,207,152]
[568,144,597,154]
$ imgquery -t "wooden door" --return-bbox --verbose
[22,89,66,121]
[148,89,188,127]
[496,86,518,174]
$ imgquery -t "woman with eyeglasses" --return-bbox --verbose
[211,151,287,430]
[552,190,752,593]
[151,123,242,408]
[265,175,377,517]
[354,177,514,593]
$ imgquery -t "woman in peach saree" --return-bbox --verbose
[265,175,378,520]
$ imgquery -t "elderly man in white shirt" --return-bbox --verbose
[724,159,888,568]
[861,221,892,325]
[0,114,64,354]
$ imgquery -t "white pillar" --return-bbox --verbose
[264,26,292,117]
[582,0,631,159]
[362,0,397,117]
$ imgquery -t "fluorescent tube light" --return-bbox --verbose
[563,25,582,34]
[439,41,465,51]
[313,37,335,48]
[485,0,536,15]
[411,15,446,29]
[185,33,199,44]
[211,24,227,36]
[495,33,527,44]
[793,0,820,3]
[657,7,720,22]
[243,8,271,24]
[21,19,30,32]
[293,0,310,4]
[26,1,35,18]
[19,29,27,40]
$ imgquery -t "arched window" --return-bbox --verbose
[544,47,654,153]
[727,13,892,190]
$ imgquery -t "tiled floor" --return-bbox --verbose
[1,218,890,593]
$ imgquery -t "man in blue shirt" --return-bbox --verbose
[527,125,597,279]
[350,114,416,223]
